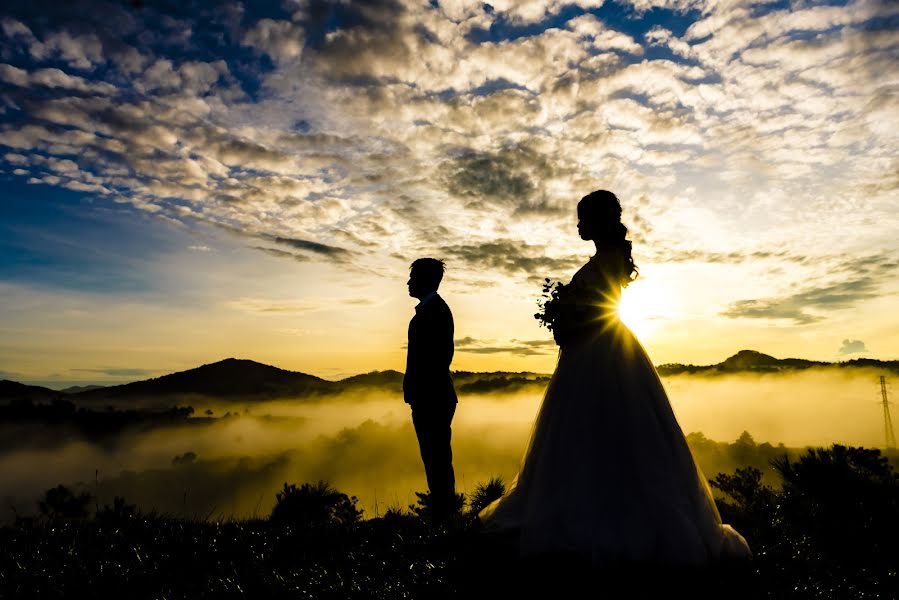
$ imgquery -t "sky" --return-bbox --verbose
[0,0,897,387]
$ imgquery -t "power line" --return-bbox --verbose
[880,376,896,449]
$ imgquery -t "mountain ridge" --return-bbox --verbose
[656,349,899,376]
[2,350,896,402]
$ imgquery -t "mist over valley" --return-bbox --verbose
[2,350,896,522]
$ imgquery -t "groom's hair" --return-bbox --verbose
[410,258,445,289]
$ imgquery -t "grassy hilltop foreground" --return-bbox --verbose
[2,443,898,600]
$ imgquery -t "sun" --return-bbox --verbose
[617,282,664,340]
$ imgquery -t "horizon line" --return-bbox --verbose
[10,349,897,391]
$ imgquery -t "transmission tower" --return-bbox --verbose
[881,376,896,449]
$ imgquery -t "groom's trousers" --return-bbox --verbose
[411,402,457,510]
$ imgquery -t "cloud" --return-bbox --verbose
[43,31,104,69]
[722,276,882,324]
[644,26,693,58]
[442,147,538,207]
[1,17,33,39]
[477,0,606,25]
[251,246,309,262]
[455,336,556,356]
[225,296,375,315]
[731,251,897,319]
[241,19,304,63]
[270,236,354,260]
[1,0,897,323]
[567,14,643,55]
[72,367,158,378]
[298,0,411,81]
[436,143,584,222]
[225,297,320,315]
[838,339,868,355]
[641,247,815,265]
[440,239,582,277]
[0,64,117,94]
[135,58,183,93]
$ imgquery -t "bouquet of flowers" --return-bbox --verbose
[535,275,608,346]
[534,278,567,342]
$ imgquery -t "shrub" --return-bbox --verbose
[710,467,776,518]
[467,477,506,517]
[408,490,466,522]
[270,481,362,526]
[38,485,93,519]
[771,444,899,562]
[96,496,139,522]
[382,503,413,523]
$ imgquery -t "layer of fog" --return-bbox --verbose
[1,368,892,522]
[664,368,890,447]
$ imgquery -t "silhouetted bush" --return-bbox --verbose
[382,503,412,522]
[408,490,466,522]
[705,444,899,598]
[269,481,362,526]
[467,476,506,516]
[710,467,777,526]
[96,496,139,522]
[38,485,93,519]
[771,444,899,563]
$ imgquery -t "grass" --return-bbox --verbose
[2,444,898,599]
[0,513,764,600]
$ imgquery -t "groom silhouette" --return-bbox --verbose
[404,258,458,516]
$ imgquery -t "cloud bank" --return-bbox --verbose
[0,0,897,374]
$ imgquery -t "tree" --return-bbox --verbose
[270,481,362,526]
[709,466,776,538]
[771,444,899,562]
[38,485,93,519]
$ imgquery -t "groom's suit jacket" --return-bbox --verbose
[403,292,458,407]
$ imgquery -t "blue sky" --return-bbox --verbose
[0,180,180,293]
[1,0,897,386]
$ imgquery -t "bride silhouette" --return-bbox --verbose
[479,190,752,565]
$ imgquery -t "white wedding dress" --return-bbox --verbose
[479,254,752,565]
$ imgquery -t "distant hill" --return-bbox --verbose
[2,351,897,406]
[337,370,404,393]
[657,350,899,376]
[452,371,552,394]
[61,384,106,394]
[69,362,417,404]
[0,380,62,402]
[72,358,336,402]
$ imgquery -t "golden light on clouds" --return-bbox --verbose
[0,0,896,385]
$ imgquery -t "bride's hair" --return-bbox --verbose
[577,190,638,287]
